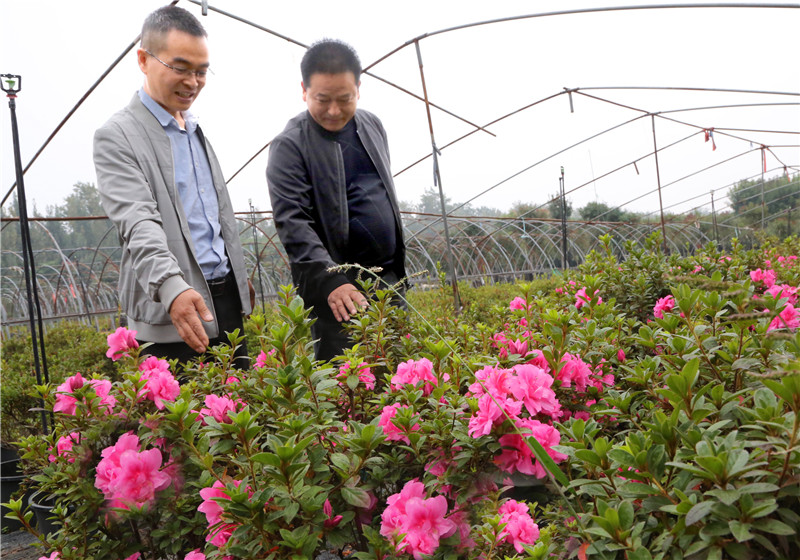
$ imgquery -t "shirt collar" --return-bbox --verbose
[138,88,198,132]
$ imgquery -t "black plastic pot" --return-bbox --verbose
[0,458,26,533]
[28,490,57,537]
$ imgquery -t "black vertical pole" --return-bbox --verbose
[2,74,49,433]
[559,166,568,269]
[711,190,720,249]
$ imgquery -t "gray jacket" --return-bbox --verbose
[94,93,251,342]
[267,109,406,309]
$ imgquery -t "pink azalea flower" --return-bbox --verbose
[139,358,180,410]
[380,480,456,560]
[323,498,344,528]
[468,365,512,398]
[124,554,142,560]
[768,303,800,331]
[766,283,798,305]
[184,551,206,560]
[448,507,477,551]
[254,349,275,369]
[38,553,60,560]
[617,349,626,362]
[509,364,560,418]
[575,287,602,309]
[199,394,244,424]
[498,499,540,553]
[468,393,523,438]
[378,404,420,444]
[750,268,777,288]
[94,433,171,511]
[391,358,447,395]
[198,480,244,547]
[48,432,80,463]
[53,373,116,415]
[338,361,376,390]
[509,297,527,311]
[557,354,592,392]
[653,295,676,319]
[106,327,139,361]
[494,419,567,478]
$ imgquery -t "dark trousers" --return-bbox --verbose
[311,270,405,362]
[139,272,249,370]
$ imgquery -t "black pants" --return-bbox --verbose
[311,270,405,362]
[139,272,249,370]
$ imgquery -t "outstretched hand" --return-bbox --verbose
[327,283,368,323]
[169,288,213,353]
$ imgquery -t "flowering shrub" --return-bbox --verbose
[5,239,800,560]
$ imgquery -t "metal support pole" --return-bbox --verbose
[2,74,49,433]
[249,201,266,311]
[650,114,668,254]
[711,189,720,248]
[414,40,461,313]
[788,204,793,237]
[560,174,567,266]
[760,146,766,230]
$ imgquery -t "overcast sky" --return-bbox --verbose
[1,1,798,221]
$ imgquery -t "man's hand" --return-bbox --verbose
[327,283,368,323]
[169,289,213,353]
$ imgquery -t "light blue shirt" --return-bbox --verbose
[139,89,229,280]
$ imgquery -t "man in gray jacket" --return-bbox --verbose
[94,5,251,367]
[267,39,406,361]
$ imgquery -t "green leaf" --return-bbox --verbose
[686,501,714,526]
[729,520,754,542]
[251,452,281,467]
[341,486,371,509]
[752,518,796,535]
[618,501,634,530]
[523,429,570,487]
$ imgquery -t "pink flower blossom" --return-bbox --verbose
[38,553,60,560]
[198,480,245,547]
[94,433,171,511]
[575,287,602,309]
[378,404,420,444]
[557,354,592,392]
[653,295,676,319]
[323,498,343,528]
[139,357,180,410]
[391,358,447,395]
[380,480,456,560]
[124,554,142,560]
[53,373,116,415]
[106,327,139,361]
[254,349,276,369]
[48,432,80,463]
[766,284,798,305]
[617,349,626,362]
[509,364,560,418]
[750,268,777,288]
[199,394,244,424]
[468,365,512,398]
[509,297,527,311]
[494,419,567,478]
[498,499,540,553]
[768,303,800,331]
[338,361,376,390]
[184,552,205,560]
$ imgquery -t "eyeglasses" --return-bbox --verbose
[145,50,210,79]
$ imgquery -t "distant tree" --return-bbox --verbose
[46,182,113,250]
[580,201,624,222]
[505,201,549,219]
[728,173,799,228]
[548,192,572,220]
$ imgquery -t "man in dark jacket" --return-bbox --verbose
[267,39,406,361]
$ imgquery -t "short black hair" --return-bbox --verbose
[141,5,207,53]
[301,39,361,86]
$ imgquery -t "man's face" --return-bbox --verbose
[138,29,209,119]
[302,72,360,132]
